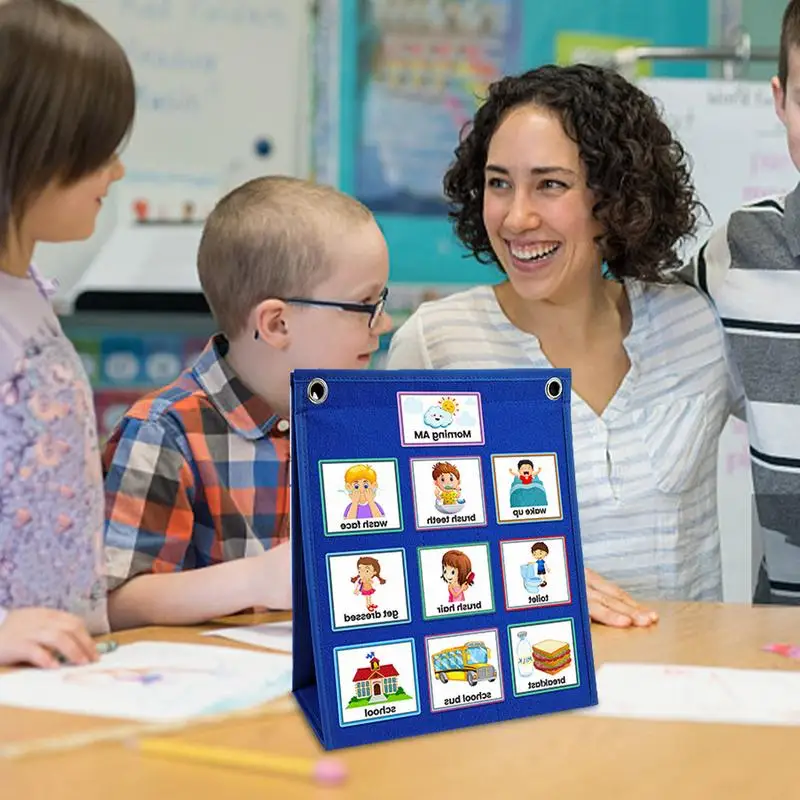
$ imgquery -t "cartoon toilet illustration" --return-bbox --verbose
[520,541,550,593]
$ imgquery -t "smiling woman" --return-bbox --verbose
[444,64,700,284]
[386,63,740,629]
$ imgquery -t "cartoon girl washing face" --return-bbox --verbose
[441,549,474,603]
[350,556,386,612]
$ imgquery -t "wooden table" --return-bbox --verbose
[1,602,798,799]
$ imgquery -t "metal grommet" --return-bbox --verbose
[545,377,563,401]
[307,378,328,405]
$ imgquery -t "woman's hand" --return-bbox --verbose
[585,568,659,628]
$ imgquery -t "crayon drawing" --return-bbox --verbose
[0,641,292,722]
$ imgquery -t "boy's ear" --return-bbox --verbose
[253,298,291,348]
[772,76,787,124]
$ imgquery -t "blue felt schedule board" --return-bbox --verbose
[291,368,597,750]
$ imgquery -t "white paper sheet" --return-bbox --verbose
[202,621,293,653]
[584,663,800,726]
[0,641,292,722]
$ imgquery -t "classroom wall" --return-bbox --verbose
[740,0,785,81]
[38,0,313,309]
[333,0,711,290]
[39,0,714,307]
[51,0,772,607]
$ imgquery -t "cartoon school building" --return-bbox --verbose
[352,655,400,701]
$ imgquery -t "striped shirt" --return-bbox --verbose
[683,185,800,604]
[103,334,290,590]
[386,280,735,601]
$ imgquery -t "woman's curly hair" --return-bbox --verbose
[443,63,706,282]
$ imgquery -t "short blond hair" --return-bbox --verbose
[197,175,373,338]
[344,464,377,484]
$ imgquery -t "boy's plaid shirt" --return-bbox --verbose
[102,335,290,590]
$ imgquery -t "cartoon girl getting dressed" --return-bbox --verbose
[350,555,386,612]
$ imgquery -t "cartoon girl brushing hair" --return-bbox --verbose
[441,550,474,603]
[350,556,386,612]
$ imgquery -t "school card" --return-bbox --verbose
[290,369,597,750]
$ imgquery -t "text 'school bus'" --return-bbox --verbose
[431,640,497,686]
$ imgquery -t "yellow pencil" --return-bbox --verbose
[135,738,347,786]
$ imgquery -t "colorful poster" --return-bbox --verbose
[354,0,523,214]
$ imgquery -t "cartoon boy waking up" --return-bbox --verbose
[509,459,547,508]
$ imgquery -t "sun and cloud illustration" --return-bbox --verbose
[422,396,460,429]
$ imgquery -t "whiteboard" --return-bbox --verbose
[74,0,312,221]
[638,77,796,603]
[639,78,795,236]
[38,0,312,303]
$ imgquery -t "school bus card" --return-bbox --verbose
[425,629,504,711]
[290,369,597,750]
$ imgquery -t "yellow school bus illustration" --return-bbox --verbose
[431,640,497,686]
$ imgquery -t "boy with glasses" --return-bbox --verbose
[102,176,391,629]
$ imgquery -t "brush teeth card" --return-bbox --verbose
[409,456,487,529]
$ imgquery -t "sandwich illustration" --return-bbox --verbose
[532,639,571,675]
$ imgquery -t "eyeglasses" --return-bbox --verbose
[281,286,389,330]
[253,287,389,340]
